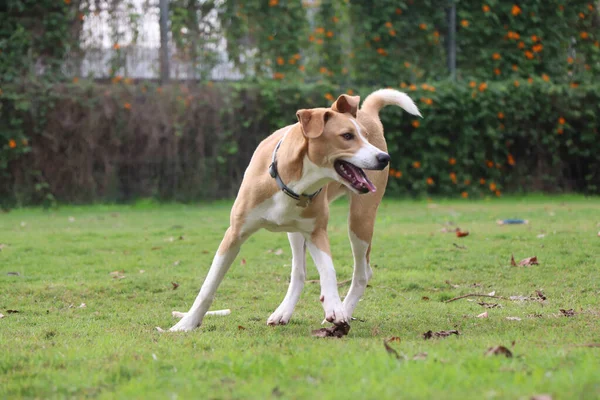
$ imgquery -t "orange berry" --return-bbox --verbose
[511,5,521,16]
[449,158,456,165]
[497,112,505,119]
[412,120,420,128]
[482,5,490,12]
[412,161,421,168]
[8,139,17,148]
[426,177,434,185]
[492,53,501,60]
[461,191,469,198]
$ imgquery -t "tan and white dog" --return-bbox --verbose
[167,89,421,332]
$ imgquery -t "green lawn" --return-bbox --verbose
[1,196,599,399]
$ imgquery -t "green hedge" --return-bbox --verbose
[1,79,598,207]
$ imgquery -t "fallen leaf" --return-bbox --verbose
[485,345,513,358]
[6,310,19,314]
[173,260,180,266]
[506,316,522,321]
[387,336,401,343]
[383,339,402,360]
[510,254,517,267]
[422,296,430,301]
[171,282,179,290]
[422,330,459,340]
[535,290,547,301]
[560,309,575,317]
[109,270,126,279]
[241,258,247,265]
[478,302,501,308]
[531,395,553,400]
[274,248,283,255]
[477,311,489,318]
[238,325,246,330]
[456,230,469,238]
[412,352,428,361]
[311,323,351,338]
[519,256,538,266]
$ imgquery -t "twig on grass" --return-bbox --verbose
[445,293,505,303]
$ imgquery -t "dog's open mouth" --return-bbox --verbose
[334,160,376,194]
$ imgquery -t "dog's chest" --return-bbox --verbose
[244,192,315,233]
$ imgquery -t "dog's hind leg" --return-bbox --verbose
[168,227,248,332]
[267,232,307,325]
[342,195,379,320]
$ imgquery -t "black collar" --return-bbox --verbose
[268,138,322,207]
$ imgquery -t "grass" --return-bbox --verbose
[1,195,599,399]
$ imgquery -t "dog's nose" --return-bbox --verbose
[376,153,391,168]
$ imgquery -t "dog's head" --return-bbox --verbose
[296,94,389,194]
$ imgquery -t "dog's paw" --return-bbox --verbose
[267,306,293,326]
[323,299,348,325]
[168,317,199,332]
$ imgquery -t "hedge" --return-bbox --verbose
[1,79,598,207]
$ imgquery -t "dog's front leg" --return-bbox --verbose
[305,229,347,325]
[169,227,246,332]
[267,232,306,325]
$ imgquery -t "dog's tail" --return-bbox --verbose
[361,89,422,119]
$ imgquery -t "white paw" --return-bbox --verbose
[323,298,347,325]
[168,320,198,332]
[267,305,293,325]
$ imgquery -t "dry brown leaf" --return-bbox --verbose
[383,339,402,360]
[412,352,428,361]
[238,325,246,330]
[109,270,125,279]
[6,310,19,314]
[202,250,209,254]
[477,311,489,318]
[240,258,247,266]
[422,330,459,340]
[171,282,179,290]
[311,323,351,338]
[510,254,517,267]
[422,296,430,301]
[519,256,539,266]
[456,230,469,238]
[535,290,547,301]
[560,309,576,317]
[387,336,401,343]
[485,345,513,358]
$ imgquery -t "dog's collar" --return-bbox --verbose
[268,138,322,208]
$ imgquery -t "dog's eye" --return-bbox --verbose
[341,132,354,140]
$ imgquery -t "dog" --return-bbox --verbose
[167,89,421,332]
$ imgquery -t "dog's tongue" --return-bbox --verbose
[346,163,376,193]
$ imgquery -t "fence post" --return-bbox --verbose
[446,1,457,81]
[159,0,170,84]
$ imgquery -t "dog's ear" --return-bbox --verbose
[331,94,360,118]
[296,109,331,139]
